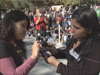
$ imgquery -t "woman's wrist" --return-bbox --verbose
[30,55,38,62]
[54,60,60,67]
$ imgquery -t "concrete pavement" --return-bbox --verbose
[23,36,67,75]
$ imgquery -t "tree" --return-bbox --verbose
[63,0,67,7]
[11,0,35,10]
[0,0,12,10]
[1,0,100,11]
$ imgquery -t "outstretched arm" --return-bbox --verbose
[0,57,36,75]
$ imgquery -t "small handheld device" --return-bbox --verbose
[43,52,50,57]
[41,51,50,57]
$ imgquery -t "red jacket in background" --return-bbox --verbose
[57,14,63,21]
[34,16,48,30]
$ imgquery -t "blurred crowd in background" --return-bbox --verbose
[0,4,100,45]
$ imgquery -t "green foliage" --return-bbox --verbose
[0,1,10,10]
[11,0,35,10]
[0,1,4,9]
[57,1,64,5]
[1,0,100,11]
[66,0,80,5]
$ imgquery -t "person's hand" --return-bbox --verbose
[41,52,60,67]
[58,17,62,19]
[47,43,57,55]
[30,41,42,62]
[39,13,42,17]
[56,21,60,25]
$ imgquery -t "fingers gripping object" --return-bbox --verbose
[37,33,48,51]
[37,32,50,57]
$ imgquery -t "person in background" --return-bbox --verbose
[44,11,50,19]
[34,9,48,40]
[96,6,100,25]
[28,12,33,22]
[67,18,72,27]
[62,7,66,18]
[42,8,46,16]
[56,11,63,26]
[0,10,42,75]
[96,6,100,18]
[52,29,58,42]
[62,19,69,30]
[41,6,100,75]
[48,8,52,14]
[26,20,34,37]
[61,32,68,45]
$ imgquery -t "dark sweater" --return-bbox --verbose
[54,38,100,75]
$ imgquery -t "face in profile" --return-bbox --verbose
[14,19,27,40]
[71,18,90,41]
[36,9,42,16]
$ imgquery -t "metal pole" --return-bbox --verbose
[58,25,61,44]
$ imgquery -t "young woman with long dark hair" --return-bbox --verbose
[42,6,100,75]
[0,10,42,75]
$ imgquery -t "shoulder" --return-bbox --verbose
[0,39,12,59]
[0,39,9,47]
[88,40,100,58]
[86,41,100,64]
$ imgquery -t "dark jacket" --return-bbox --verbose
[54,37,100,75]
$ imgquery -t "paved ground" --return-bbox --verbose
[23,36,67,75]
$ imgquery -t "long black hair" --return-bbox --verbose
[0,10,30,54]
[72,6,100,58]
[0,10,30,40]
